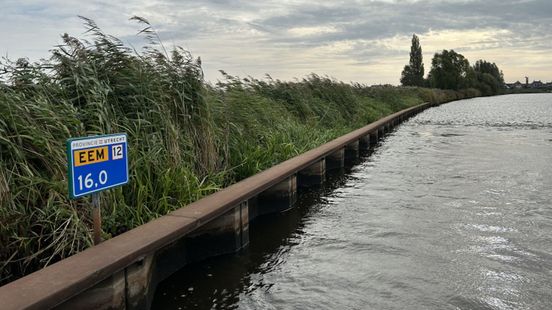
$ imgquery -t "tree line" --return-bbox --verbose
[400,34,504,96]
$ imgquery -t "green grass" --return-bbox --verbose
[0,18,479,285]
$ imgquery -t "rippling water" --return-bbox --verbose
[154,94,552,310]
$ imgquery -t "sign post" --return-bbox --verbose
[92,193,101,244]
[67,133,129,245]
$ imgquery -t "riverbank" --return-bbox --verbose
[153,94,552,310]
[0,27,481,285]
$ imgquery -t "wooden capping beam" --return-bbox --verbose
[0,101,438,310]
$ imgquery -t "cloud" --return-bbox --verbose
[0,0,551,84]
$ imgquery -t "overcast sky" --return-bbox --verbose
[1,0,551,84]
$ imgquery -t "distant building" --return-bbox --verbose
[530,80,544,88]
[506,81,523,89]
[506,79,551,89]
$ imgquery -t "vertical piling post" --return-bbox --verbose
[185,204,244,262]
[257,175,297,216]
[298,159,326,188]
[240,201,249,247]
[359,135,371,151]
[344,140,360,164]
[378,126,384,138]
[326,148,345,171]
[370,131,379,145]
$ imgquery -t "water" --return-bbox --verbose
[154,94,552,310]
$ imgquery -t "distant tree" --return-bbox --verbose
[400,34,424,87]
[473,60,504,84]
[473,60,504,95]
[427,50,472,90]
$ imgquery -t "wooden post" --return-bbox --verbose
[92,193,102,245]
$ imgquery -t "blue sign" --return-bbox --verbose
[67,133,129,198]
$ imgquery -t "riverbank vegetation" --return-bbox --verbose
[401,34,505,96]
[0,18,478,284]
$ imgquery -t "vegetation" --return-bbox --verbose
[401,35,505,96]
[428,50,473,90]
[427,50,505,96]
[0,18,478,285]
[400,34,425,87]
[473,60,504,96]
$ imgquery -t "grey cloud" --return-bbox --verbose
[243,0,551,46]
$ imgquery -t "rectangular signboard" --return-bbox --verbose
[67,133,129,198]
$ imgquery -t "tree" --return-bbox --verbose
[473,60,504,95]
[427,49,472,90]
[400,34,425,87]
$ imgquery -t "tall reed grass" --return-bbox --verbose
[0,17,478,284]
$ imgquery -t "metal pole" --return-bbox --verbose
[92,193,102,245]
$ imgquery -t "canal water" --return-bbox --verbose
[153,94,552,309]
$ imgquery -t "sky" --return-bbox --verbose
[1,0,551,85]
